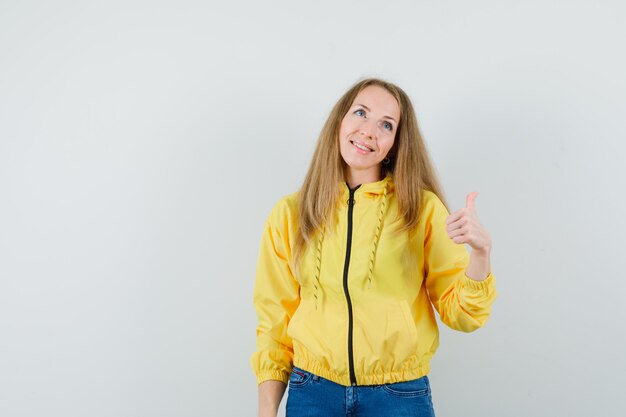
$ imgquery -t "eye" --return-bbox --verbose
[354,109,366,117]
[383,121,393,131]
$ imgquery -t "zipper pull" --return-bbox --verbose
[348,189,356,206]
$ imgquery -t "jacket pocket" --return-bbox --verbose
[398,300,418,349]
[353,299,420,370]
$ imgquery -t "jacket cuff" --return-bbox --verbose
[461,271,496,291]
[256,369,290,385]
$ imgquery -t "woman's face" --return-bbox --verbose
[338,85,400,182]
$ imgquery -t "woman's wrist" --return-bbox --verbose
[466,247,492,281]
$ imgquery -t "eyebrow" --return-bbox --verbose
[355,104,397,123]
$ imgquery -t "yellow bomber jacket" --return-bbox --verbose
[250,174,497,386]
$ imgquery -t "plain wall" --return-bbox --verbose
[1,1,625,416]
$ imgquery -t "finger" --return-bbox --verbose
[466,191,479,210]
[452,235,468,244]
[447,227,466,239]
[445,209,465,225]
[447,216,468,233]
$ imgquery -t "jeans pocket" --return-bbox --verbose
[288,366,313,389]
[381,375,431,398]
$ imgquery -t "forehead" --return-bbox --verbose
[352,85,400,120]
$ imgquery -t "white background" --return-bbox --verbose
[1,1,625,416]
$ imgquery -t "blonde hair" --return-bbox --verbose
[293,77,449,276]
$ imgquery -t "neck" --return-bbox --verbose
[344,167,383,189]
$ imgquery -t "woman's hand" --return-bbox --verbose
[446,192,493,281]
[445,191,492,253]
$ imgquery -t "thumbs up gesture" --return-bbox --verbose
[445,192,492,254]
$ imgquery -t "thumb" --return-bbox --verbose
[466,191,479,210]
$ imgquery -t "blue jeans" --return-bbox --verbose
[285,366,436,417]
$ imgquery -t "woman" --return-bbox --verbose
[250,78,497,417]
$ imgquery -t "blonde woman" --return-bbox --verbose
[250,78,497,417]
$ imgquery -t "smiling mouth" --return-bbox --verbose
[350,140,374,152]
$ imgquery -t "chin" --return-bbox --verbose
[346,162,377,171]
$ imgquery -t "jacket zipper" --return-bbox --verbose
[343,185,360,386]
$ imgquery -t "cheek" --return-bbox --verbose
[338,125,347,140]
[380,137,395,153]
[339,117,358,136]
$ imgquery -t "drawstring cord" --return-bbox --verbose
[313,227,325,310]
[367,184,388,289]
[313,181,390,309]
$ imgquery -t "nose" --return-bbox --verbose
[359,118,377,139]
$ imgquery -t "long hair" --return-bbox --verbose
[292,78,449,276]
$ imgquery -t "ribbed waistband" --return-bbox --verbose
[292,342,431,387]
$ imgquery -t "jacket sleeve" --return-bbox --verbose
[423,192,497,333]
[249,199,300,385]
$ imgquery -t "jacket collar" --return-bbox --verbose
[340,174,394,199]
